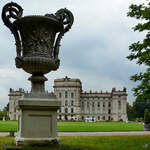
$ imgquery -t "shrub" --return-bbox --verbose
[144,109,150,124]
[136,118,139,122]
[119,119,123,122]
[139,117,143,122]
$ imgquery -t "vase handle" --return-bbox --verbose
[2,2,23,58]
[54,8,74,59]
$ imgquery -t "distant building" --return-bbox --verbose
[8,76,128,121]
[8,88,24,120]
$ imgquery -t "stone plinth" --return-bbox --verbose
[15,97,61,146]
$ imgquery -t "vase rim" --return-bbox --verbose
[13,15,64,30]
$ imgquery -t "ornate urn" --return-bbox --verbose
[2,2,74,94]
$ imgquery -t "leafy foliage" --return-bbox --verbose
[133,96,150,118]
[0,110,8,120]
[127,102,136,121]
[127,1,150,97]
[144,109,150,124]
[3,103,9,111]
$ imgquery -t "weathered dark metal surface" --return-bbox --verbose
[2,2,74,94]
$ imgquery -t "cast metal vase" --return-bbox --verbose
[2,2,74,94]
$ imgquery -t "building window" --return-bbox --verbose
[87,102,89,107]
[65,91,68,98]
[65,100,68,106]
[108,102,111,107]
[71,115,74,120]
[59,92,61,98]
[71,92,74,98]
[81,101,84,107]
[118,115,121,120]
[71,108,74,113]
[71,100,74,106]
[82,116,84,120]
[118,100,121,106]
[59,115,61,120]
[58,108,61,113]
[92,102,94,107]
[108,109,111,114]
[98,116,100,120]
[65,108,68,113]
[103,102,105,107]
[98,102,100,107]
[65,115,68,120]
[103,116,105,120]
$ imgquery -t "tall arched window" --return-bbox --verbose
[71,108,74,113]
[103,102,105,107]
[65,100,68,106]
[92,102,95,107]
[71,92,74,98]
[65,91,68,98]
[87,102,89,107]
[65,108,68,113]
[81,101,84,107]
[59,92,61,98]
[71,100,74,106]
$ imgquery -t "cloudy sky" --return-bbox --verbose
[0,0,146,109]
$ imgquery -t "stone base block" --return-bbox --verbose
[15,97,61,146]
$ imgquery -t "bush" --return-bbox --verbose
[136,117,144,122]
[144,109,150,124]
[119,119,123,122]
[139,117,143,122]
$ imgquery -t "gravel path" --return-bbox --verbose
[59,131,150,136]
[1,131,150,137]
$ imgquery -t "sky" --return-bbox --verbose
[0,0,147,109]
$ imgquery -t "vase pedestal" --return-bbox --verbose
[15,96,61,146]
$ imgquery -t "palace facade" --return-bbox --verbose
[9,76,128,121]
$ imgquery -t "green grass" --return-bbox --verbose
[0,121,144,132]
[1,136,150,150]
[0,121,17,132]
[58,122,144,132]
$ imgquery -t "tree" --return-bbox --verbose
[0,110,7,120]
[144,109,150,124]
[127,1,150,97]
[133,96,150,118]
[127,102,136,121]
[3,103,9,111]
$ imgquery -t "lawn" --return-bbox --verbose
[58,121,144,132]
[0,121,144,132]
[1,136,150,150]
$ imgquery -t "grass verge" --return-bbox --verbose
[0,136,150,150]
[0,121,144,132]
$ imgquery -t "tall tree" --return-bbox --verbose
[3,103,9,111]
[127,102,136,121]
[127,1,150,98]
[133,96,150,118]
